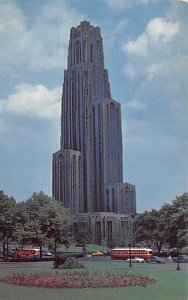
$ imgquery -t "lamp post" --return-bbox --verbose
[128,243,132,267]
[176,240,181,271]
[175,201,188,270]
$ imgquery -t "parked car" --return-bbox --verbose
[0,252,3,260]
[42,251,53,258]
[102,250,111,256]
[146,256,164,264]
[172,255,188,263]
[92,251,103,257]
[126,257,145,263]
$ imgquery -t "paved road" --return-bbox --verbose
[0,256,188,271]
[82,256,188,270]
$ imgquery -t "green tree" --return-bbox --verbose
[75,230,89,246]
[135,209,165,252]
[0,191,16,260]
[40,200,72,257]
[14,192,52,256]
[14,191,73,257]
[173,192,188,208]
[160,193,188,249]
[135,193,188,252]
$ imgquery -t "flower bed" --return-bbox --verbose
[2,271,156,288]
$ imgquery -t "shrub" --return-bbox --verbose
[62,257,85,269]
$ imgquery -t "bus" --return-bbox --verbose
[110,248,153,260]
[15,248,40,258]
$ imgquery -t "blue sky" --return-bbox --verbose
[0,0,187,212]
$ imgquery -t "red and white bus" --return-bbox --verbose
[110,248,153,260]
[15,248,40,258]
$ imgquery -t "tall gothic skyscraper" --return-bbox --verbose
[53,21,136,225]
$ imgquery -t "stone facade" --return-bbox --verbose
[73,212,136,248]
[52,21,136,247]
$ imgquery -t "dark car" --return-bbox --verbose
[172,255,188,263]
[146,256,164,264]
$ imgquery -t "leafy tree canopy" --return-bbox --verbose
[13,191,73,256]
[135,192,188,251]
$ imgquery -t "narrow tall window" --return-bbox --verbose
[90,43,93,62]
[75,40,81,64]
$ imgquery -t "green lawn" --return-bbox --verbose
[0,259,187,300]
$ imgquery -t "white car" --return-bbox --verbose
[126,257,145,263]
[42,251,53,258]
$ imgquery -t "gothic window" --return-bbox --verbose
[97,40,101,49]
[75,40,81,64]
[59,154,64,204]
[98,104,102,178]
[112,188,115,211]
[106,201,109,212]
[90,43,93,62]
[78,156,82,212]
[106,189,109,211]
[110,102,117,173]
[107,221,112,247]
[84,70,88,96]
[72,155,76,213]
[96,222,101,244]
[72,155,76,184]
[96,40,101,67]
[121,221,128,235]
[59,154,63,162]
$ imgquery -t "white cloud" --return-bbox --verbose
[122,17,179,57]
[0,84,61,120]
[146,63,165,78]
[131,54,188,129]
[122,35,148,56]
[0,1,85,71]
[126,99,146,111]
[146,17,179,43]
[120,0,188,86]
[105,0,158,9]
[113,19,129,34]
[123,66,137,79]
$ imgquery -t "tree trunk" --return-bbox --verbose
[157,242,162,253]
[54,237,57,258]
[40,244,42,258]
[6,235,9,260]
[3,239,6,261]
